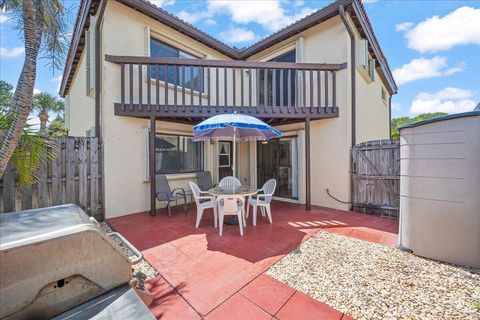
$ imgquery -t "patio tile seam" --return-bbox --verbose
[238,279,297,317]
[202,270,275,317]
[270,284,298,318]
[153,272,206,319]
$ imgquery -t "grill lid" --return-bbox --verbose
[0,204,95,251]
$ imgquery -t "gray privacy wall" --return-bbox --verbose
[399,112,480,268]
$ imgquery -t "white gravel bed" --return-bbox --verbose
[267,230,480,320]
[101,222,159,280]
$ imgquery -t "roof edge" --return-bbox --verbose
[239,0,353,58]
[351,0,397,94]
[60,0,397,96]
[399,111,480,130]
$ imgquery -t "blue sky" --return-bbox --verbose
[1,0,479,119]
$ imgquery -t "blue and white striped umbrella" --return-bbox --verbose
[193,113,282,178]
[193,113,282,141]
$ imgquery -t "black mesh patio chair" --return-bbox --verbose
[155,174,188,217]
[196,171,216,192]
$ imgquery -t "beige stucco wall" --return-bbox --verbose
[100,1,235,218]
[349,14,390,143]
[65,50,95,136]
[66,1,391,217]
[356,68,390,143]
[249,16,352,211]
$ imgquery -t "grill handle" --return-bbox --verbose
[107,232,143,265]
[89,217,100,227]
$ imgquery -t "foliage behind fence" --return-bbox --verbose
[0,137,102,219]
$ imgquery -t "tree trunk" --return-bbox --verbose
[39,112,49,136]
[0,0,42,176]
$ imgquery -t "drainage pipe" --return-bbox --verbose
[339,5,356,211]
[95,0,107,139]
[339,4,356,147]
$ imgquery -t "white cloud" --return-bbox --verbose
[149,0,175,7]
[204,18,217,26]
[176,0,315,33]
[207,0,315,32]
[401,6,480,53]
[0,46,24,58]
[0,14,10,23]
[219,28,257,43]
[177,10,210,23]
[393,56,464,85]
[409,87,476,114]
[362,0,378,3]
[395,22,413,32]
[293,0,305,7]
[33,88,41,95]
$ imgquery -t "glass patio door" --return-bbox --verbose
[257,137,298,200]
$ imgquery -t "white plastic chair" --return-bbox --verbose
[247,179,276,226]
[218,176,241,188]
[217,195,245,236]
[189,181,217,228]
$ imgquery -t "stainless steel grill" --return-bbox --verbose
[0,204,148,319]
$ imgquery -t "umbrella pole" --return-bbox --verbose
[232,128,236,178]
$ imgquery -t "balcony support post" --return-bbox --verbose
[305,116,311,211]
[150,116,156,216]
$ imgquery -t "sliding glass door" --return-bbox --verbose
[257,137,298,200]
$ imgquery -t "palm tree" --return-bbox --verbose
[48,115,68,137]
[0,0,67,177]
[32,92,64,136]
[0,109,56,186]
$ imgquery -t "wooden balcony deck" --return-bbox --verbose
[106,55,347,125]
[105,55,348,214]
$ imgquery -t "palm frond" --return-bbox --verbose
[1,109,58,186]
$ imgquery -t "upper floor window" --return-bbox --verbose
[150,38,203,93]
[357,39,375,83]
[259,49,296,107]
[367,54,375,81]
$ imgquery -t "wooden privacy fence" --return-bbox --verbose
[0,137,102,218]
[352,139,400,217]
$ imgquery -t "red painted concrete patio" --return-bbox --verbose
[108,201,398,319]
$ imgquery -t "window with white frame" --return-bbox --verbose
[154,134,204,174]
[258,49,296,107]
[357,39,376,82]
[149,38,204,93]
[218,142,231,167]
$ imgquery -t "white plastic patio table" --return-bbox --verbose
[208,186,258,225]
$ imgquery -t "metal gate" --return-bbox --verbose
[352,139,400,217]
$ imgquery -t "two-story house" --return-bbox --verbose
[61,0,397,219]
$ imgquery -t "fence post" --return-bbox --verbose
[37,161,49,208]
[78,138,88,210]
[90,138,99,216]
[65,137,76,204]
[51,138,64,205]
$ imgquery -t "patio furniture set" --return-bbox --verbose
[155,171,276,236]
[155,112,281,235]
